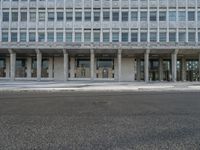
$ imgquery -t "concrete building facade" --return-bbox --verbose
[0,0,200,82]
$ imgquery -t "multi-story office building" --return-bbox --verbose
[0,0,200,82]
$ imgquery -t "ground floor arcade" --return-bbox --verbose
[0,49,200,82]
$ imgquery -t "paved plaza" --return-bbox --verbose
[0,91,200,150]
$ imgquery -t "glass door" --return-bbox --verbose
[186,60,199,81]
[75,57,90,78]
[41,59,49,78]
[96,58,114,78]
[163,60,171,81]
[149,59,159,81]
[15,59,27,78]
[0,59,6,77]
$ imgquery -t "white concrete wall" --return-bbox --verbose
[54,57,64,80]
[121,58,135,81]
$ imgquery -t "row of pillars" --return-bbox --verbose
[7,49,200,82]
[9,49,43,81]
[63,49,122,81]
[144,49,179,82]
[50,49,181,82]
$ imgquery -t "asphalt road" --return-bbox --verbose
[0,91,200,150]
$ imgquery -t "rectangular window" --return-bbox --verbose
[11,32,17,42]
[140,32,147,42]
[179,32,186,42]
[48,12,54,21]
[103,12,110,21]
[131,12,138,21]
[56,32,63,42]
[178,11,186,21]
[122,32,128,42]
[84,32,91,42]
[20,32,26,42]
[188,11,195,21]
[38,32,45,42]
[159,11,166,21]
[66,32,72,42]
[188,32,195,42]
[57,12,63,21]
[3,12,9,22]
[112,32,119,42]
[112,12,119,21]
[75,32,81,42]
[198,11,200,21]
[93,32,100,42]
[198,32,200,42]
[21,12,27,22]
[150,11,157,21]
[2,32,9,42]
[103,32,110,42]
[122,12,128,21]
[29,32,36,42]
[150,32,157,42]
[169,11,176,21]
[75,12,82,21]
[39,12,45,21]
[159,32,166,42]
[66,12,73,21]
[30,12,36,22]
[47,32,54,42]
[12,12,18,22]
[85,12,91,21]
[140,11,147,21]
[94,12,100,21]
[131,33,138,42]
[169,32,176,42]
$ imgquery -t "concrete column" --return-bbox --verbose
[9,50,16,81]
[36,50,42,81]
[48,57,53,79]
[27,57,32,78]
[159,57,163,81]
[181,57,186,81]
[70,57,75,78]
[136,58,141,81]
[63,50,69,81]
[5,57,10,78]
[90,49,95,80]
[144,50,150,82]
[171,49,178,82]
[118,49,122,82]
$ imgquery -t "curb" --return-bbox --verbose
[1,86,200,92]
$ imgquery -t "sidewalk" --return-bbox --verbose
[0,80,200,92]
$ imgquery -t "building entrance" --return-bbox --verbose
[186,60,199,81]
[31,58,49,78]
[75,57,90,78]
[96,58,114,78]
[16,59,27,77]
[163,60,171,81]
[149,59,159,81]
[0,58,6,77]
[41,59,49,78]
